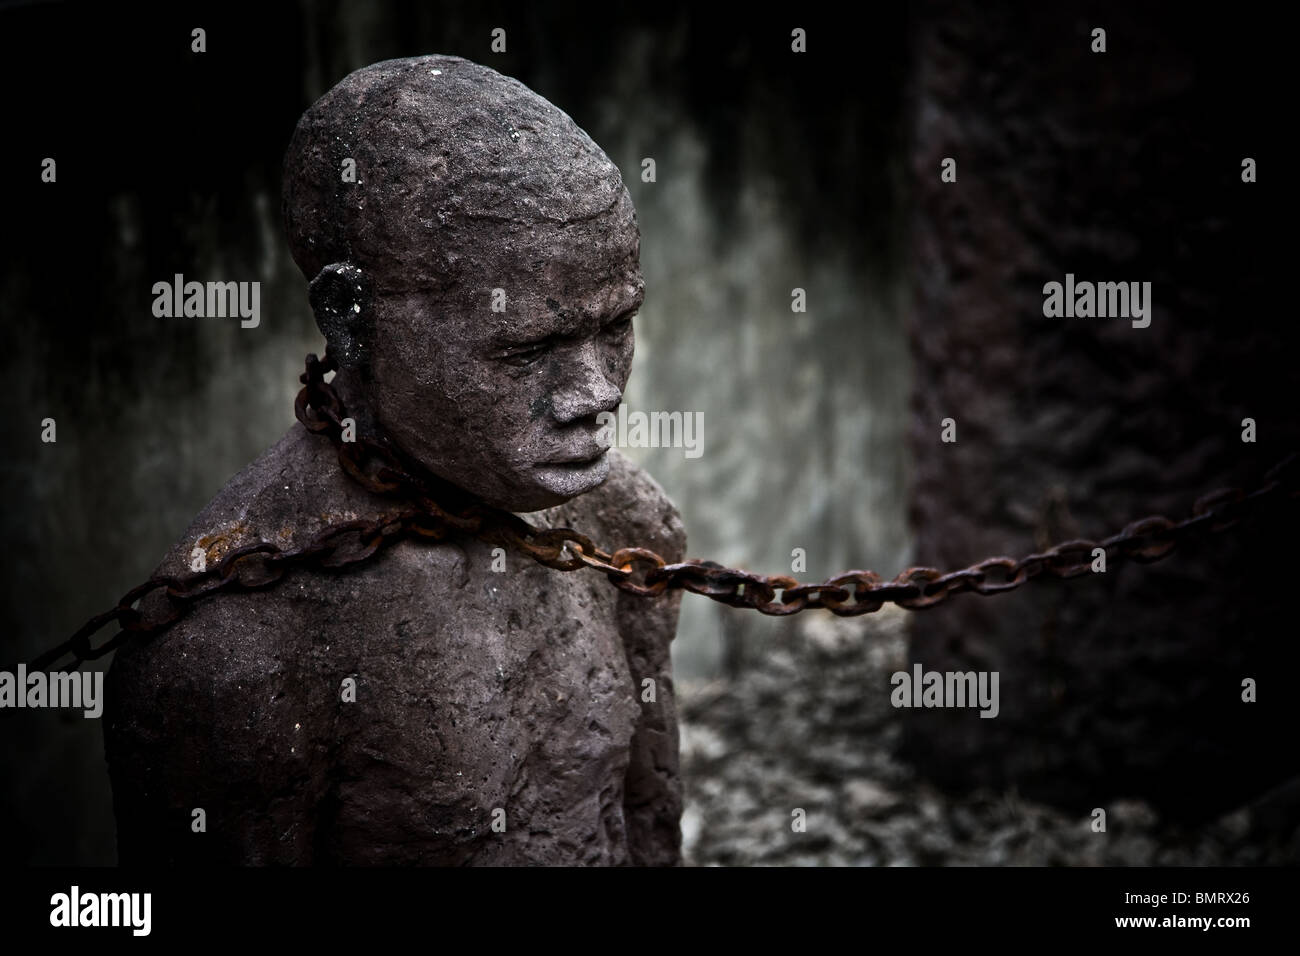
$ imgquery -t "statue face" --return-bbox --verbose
[365,212,643,513]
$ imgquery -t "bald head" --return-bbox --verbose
[282,54,633,295]
[279,55,644,512]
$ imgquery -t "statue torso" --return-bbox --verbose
[105,425,683,865]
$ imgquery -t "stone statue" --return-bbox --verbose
[104,54,687,865]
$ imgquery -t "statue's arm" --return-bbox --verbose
[105,606,329,865]
[605,456,689,866]
[618,583,687,866]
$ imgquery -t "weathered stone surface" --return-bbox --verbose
[105,55,686,864]
[903,4,1299,818]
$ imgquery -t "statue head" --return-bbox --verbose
[282,54,643,512]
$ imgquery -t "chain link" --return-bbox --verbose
[24,351,1300,672]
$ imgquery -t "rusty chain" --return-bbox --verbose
[24,350,1300,673]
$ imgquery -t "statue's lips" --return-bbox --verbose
[531,445,613,497]
[536,447,609,468]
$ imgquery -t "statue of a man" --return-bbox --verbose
[104,54,687,865]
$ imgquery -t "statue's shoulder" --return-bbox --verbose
[108,426,364,686]
[153,424,385,579]
[570,449,687,564]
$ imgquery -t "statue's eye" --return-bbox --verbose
[502,343,549,367]
[602,313,634,338]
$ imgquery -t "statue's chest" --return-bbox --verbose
[322,537,640,840]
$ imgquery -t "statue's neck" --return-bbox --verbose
[319,363,478,508]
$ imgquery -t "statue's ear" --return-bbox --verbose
[308,262,373,366]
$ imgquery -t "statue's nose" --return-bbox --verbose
[552,340,622,425]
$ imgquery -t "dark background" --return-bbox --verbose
[1,0,1294,866]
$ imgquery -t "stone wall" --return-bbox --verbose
[903,2,1298,819]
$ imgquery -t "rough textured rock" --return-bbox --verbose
[903,4,1299,818]
[679,611,1299,866]
[104,55,686,865]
